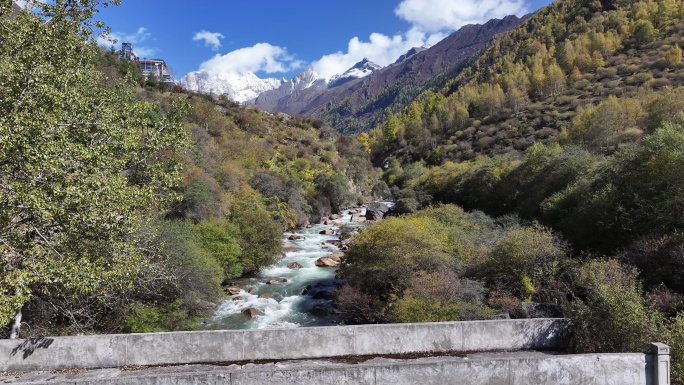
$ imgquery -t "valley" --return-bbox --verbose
[3,0,684,383]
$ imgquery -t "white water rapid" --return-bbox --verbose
[208,208,365,330]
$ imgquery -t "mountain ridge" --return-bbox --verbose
[261,15,527,133]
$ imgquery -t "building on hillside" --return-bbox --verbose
[118,42,175,86]
[10,1,22,16]
[119,42,138,62]
[138,59,173,83]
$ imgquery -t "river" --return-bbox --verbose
[206,208,366,330]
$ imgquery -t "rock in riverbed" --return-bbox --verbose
[266,278,288,285]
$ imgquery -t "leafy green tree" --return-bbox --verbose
[0,0,188,335]
[632,19,657,46]
[544,63,566,96]
[192,219,242,280]
[229,188,283,274]
[314,173,353,213]
[381,114,402,142]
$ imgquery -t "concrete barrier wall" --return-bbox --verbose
[0,319,568,371]
[2,352,653,385]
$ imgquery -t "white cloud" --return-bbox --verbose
[395,0,529,32]
[199,43,303,75]
[191,0,529,80]
[311,27,445,80]
[310,0,528,80]
[97,27,158,58]
[193,30,225,51]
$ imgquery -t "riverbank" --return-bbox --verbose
[206,207,368,330]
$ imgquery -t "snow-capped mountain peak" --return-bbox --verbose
[179,71,286,103]
[328,58,382,88]
[292,68,325,91]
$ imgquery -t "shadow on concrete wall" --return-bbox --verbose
[523,319,570,350]
[10,337,54,359]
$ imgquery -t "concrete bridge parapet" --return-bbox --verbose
[0,319,568,371]
[0,319,671,385]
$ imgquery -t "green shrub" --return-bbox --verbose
[155,220,224,308]
[665,315,684,385]
[340,216,454,299]
[482,226,566,298]
[389,270,494,323]
[314,173,354,213]
[565,259,662,353]
[124,300,201,333]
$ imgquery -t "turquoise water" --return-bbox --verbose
[208,209,364,329]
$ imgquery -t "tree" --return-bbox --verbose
[314,173,353,213]
[664,45,682,66]
[545,63,567,96]
[229,188,283,274]
[632,19,657,46]
[192,219,242,280]
[0,0,188,335]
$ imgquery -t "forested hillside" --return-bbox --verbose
[0,0,381,337]
[368,0,684,163]
[293,15,526,135]
[333,0,684,382]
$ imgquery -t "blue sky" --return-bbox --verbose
[97,0,554,81]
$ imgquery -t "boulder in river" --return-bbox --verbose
[325,239,342,248]
[282,243,300,253]
[224,286,241,295]
[242,308,259,318]
[266,278,288,285]
[231,296,244,301]
[259,293,271,299]
[288,234,305,241]
[365,202,390,220]
[319,229,335,235]
[315,257,341,267]
[327,252,345,262]
[350,214,366,223]
[287,262,303,270]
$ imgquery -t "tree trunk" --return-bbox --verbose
[9,307,22,339]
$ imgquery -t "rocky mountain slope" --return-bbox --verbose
[262,15,526,134]
[328,58,382,88]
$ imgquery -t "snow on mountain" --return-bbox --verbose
[292,67,326,91]
[328,58,382,88]
[253,68,326,106]
[179,71,286,103]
